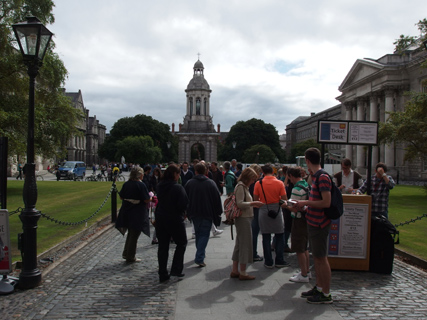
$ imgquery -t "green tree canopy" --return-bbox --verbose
[220,118,284,162]
[99,114,176,163]
[115,136,162,165]
[289,139,322,163]
[379,91,427,161]
[242,144,276,164]
[0,0,81,159]
[381,18,427,161]
[394,19,427,55]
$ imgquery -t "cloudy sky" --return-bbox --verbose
[49,1,426,135]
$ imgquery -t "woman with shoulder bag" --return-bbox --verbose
[253,164,288,269]
[230,168,264,280]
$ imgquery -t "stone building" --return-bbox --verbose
[286,46,427,181]
[64,90,106,166]
[175,60,219,163]
[285,105,343,162]
[336,47,427,180]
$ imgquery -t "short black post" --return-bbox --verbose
[111,180,117,222]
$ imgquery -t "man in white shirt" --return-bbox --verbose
[333,158,363,194]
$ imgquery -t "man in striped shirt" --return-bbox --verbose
[295,148,333,304]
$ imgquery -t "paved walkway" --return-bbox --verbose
[2,200,427,319]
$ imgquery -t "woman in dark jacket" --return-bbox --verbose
[115,167,151,262]
[149,167,162,193]
[155,164,189,282]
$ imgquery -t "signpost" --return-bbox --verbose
[317,120,378,271]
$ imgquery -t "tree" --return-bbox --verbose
[115,136,162,165]
[289,139,322,163]
[380,18,427,161]
[219,118,284,161]
[99,114,176,163]
[242,144,276,164]
[379,91,427,161]
[0,1,81,159]
[394,19,427,55]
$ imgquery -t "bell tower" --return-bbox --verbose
[177,59,218,162]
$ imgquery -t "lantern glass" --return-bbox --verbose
[13,17,53,61]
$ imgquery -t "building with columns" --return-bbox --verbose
[175,60,219,163]
[337,47,427,180]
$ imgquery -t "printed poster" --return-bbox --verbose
[328,203,369,259]
[0,209,12,273]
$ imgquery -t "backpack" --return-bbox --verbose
[224,193,242,222]
[315,169,343,220]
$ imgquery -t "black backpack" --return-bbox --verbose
[314,169,343,220]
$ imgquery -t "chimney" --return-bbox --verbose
[310,112,315,116]
[172,123,175,133]
[217,124,220,133]
[179,123,182,131]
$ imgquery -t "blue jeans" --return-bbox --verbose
[262,233,285,266]
[192,217,212,264]
[251,208,260,257]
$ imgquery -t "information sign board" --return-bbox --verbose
[348,121,378,145]
[0,209,11,274]
[328,195,372,271]
[318,121,348,143]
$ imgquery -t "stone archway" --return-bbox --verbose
[191,143,205,160]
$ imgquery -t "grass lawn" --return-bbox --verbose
[388,185,427,261]
[6,180,124,262]
[4,182,427,264]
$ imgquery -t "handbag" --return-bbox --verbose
[259,179,281,219]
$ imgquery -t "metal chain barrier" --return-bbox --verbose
[8,185,117,226]
[394,213,427,228]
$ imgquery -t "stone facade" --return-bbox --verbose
[286,47,427,181]
[336,48,427,180]
[176,60,219,163]
[64,90,106,166]
[285,106,343,162]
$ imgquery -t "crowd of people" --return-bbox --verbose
[114,152,395,305]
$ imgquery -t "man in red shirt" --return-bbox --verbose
[295,148,333,304]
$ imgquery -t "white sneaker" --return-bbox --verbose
[293,271,312,279]
[289,272,309,283]
[213,229,223,236]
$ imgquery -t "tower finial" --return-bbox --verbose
[197,52,201,60]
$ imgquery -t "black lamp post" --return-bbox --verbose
[424,40,427,51]
[12,17,53,289]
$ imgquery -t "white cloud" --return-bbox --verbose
[48,0,427,134]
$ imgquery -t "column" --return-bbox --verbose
[384,89,395,167]
[369,95,379,167]
[356,100,365,172]
[345,103,353,161]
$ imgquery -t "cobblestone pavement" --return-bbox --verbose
[2,219,427,319]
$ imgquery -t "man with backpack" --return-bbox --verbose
[295,147,333,304]
[223,161,237,196]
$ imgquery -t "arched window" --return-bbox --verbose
[204,98,207,115]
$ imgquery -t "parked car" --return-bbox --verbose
[57,161,86,180]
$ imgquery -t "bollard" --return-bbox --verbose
[111,179,117,222]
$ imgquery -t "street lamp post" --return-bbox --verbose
[12,17,53,289]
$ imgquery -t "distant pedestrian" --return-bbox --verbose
[155,164,189,282]
[115,167,152,263]
[16,163,23,180]
[185,163,223,267]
